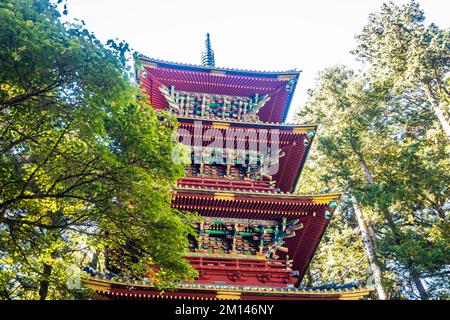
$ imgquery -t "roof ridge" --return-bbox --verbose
[175,185,340,198]
[139,54,300,75]
[176,115,318,127]
[82,268,372,295]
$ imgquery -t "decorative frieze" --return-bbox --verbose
[159,84,270,121]
[189,217,303,260]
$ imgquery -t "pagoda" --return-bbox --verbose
[82,34,372,300]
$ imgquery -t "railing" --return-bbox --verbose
[186,256,289,271]
[178,176,274,191]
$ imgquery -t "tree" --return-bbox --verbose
[353,1,450,139]
[302,202,371,291]
[298,67,389,299]
[298,65,449,299]
[0,0,196,300]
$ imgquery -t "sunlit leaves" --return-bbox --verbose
[298,62,449,299]
[0,0,195,299]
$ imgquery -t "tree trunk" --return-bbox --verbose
[351,195,387,300]
[411,272,429,300]
[352,148,387,299]
[357,153,375,187]
[354,149,430,299]
[89,249,100,270]
[367,222,378,251]
[432,103,450,140]
[38,264,52,300]
[423,86,450,140]
[305,266,313,288]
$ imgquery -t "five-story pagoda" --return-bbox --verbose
[83,34,372,300]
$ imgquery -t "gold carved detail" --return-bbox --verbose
[213,193,235,200]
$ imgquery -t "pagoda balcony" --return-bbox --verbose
[139,57,300,123]
[185,256,297,287]
[178,176,275,192]
[175,118,317,193]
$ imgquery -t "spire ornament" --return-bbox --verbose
[201,33,215,67]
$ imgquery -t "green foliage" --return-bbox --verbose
[0,0,196,299]
[298,63,449,299]
[353,0,449,134]
[304,205,370,287]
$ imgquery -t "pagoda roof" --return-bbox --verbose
[139,55,300,77]
[82,269,372,300]
[176,115,317,130]
[176,119,316,192]
[174,186,339,200]
[172,187,340,280]
[138,55,301,123]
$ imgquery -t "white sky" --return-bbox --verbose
[65,0,450,122]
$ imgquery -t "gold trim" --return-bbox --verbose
[211,122,231,129]
[216,291,241,300]
[142,61,158,69]
[82,277,111,293]
[82,276,372,299]
[277,75,294,81]
[213,192,235,200]
[177,116,318,129]
[210,70,227,77]
[292,127,315,133]
[310,195,341,204]
[339,290,373,300]
[178,187,340,202]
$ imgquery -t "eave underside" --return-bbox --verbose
[176,119,315,192]
[172,188,340,281]
[82,276,372,300]
[139,59,299,123]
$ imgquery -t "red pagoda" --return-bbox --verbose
[83,34,372,300]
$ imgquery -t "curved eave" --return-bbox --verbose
[177,115,317,130]
[172,187,341,279]
[174,186,340,203]
[139,55,300,78]
[82,276,372,300]
[291,125,316,192]
[137,55,301,123]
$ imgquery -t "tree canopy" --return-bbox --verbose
[353,0,450,138]
[0,0,195,300]
[298,1,449,300]
[0,0,448,301]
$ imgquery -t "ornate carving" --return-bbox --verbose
[197,270,210,280]
[256,273,270,283]
[160,85,270,121]
[228,271,247,282]
[189,217,304,260]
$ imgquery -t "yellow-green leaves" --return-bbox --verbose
[0,0,194,300]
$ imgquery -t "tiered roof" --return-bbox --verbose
[106,39,372,300]
[82,267,372,300]
[173,187,339,280]
[176,118,316,192]
[139,55,300,123]
[136,52,341,284]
